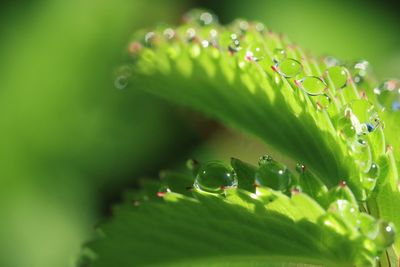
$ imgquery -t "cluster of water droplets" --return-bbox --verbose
[121,10,389,198]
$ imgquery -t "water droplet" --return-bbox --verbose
[255,157,291,192]
[361,163,380,192]
[323,56,341,67]
[374,79,400,112]
[357,213,378,239]
[255,22,265,32]
[186,28,196,42]
[315,94,331,110]
[144,32,156,46]
[199,12,214,25]
[347,99,380,135]
[163,28,175,40]
[274,58,302,78]
[326,66,348,88]
[328,199,359,226]
[114,75,128,90]
[231,19,249,33]
[295,163,306,174]
[352,60,369,84]
[250,45,265,62]
[194,161,238,194]
[318,213,349,235]
[183,9,218,26]
[273,49,286,63]
[258,155,273,166]
[337,111,357,142]
[350,138,372,173]
[295,76,327,96]
[157,186,171,197]
[374,221,396,250]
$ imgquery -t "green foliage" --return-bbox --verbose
[82,9,400,266]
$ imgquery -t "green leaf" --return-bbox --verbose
[85,189,379,267]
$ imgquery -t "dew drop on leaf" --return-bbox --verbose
[273,48,286,62]
[276,58,302,78]
[296,76,327,96]
[337,112,357,142]
[361,162,380,192]
[374,221,396,250]
[315,94,331,110]
[256,156,291,192]
[328,199,359,226]
[352,60,369,84]
[350,139,372,173]
[194,161,238,193]
[326,66,348,88]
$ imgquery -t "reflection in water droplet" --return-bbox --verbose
[326,66,348,88]
[275,58,302,78]
[296,76,327,96]
[114,75,128,90]
[194,161,237,194]
[374,79,400,112]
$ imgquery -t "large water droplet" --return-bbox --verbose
[326,66,348,88]
[274,58,302,78]
[296,76,327,96]
[256,156,291,192]
[374,79,400,112]
[374,221,396,250]
[194,161,238,194]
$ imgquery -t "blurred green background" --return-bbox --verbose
[0,1,399,266]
